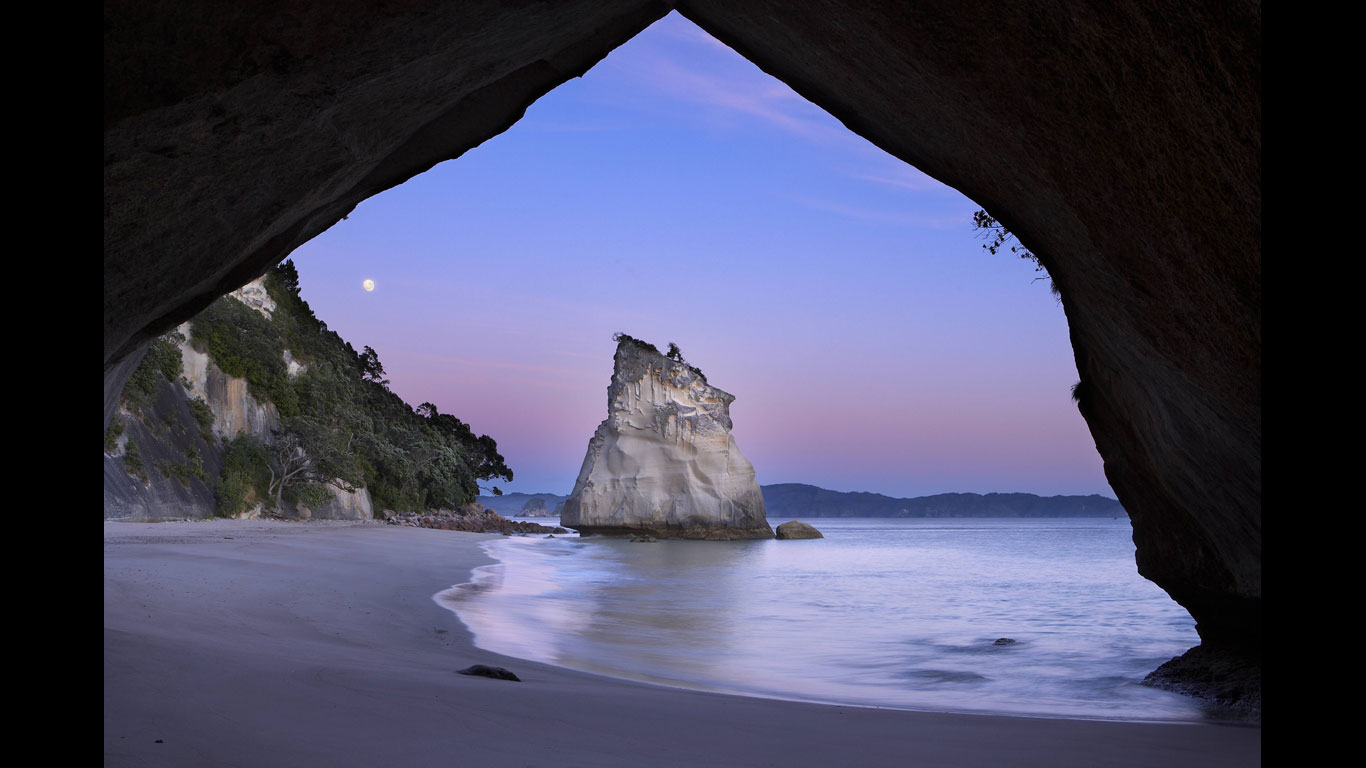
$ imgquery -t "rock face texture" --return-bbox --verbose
[104,1,1259,689]
[562,338,771,540]
[103,373,223,522]
[176,321,281,441]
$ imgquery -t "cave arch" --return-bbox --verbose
[104,0,1260,668]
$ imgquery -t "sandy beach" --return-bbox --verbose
[104,520,1259,767]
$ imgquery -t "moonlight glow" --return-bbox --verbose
[362,279,375,292]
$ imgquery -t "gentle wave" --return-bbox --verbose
[436,517,1217,722]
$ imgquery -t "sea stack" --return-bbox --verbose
[562,335,772,540]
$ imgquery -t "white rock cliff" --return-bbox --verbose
[562,337,771,539]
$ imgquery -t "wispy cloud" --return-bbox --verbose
[611,43,855,148]
[851,165,953,193]
[791,196,963,229]
[618,17,955,194]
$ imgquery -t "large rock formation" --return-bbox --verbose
[562,337,771,539]
[104,1,1259,696]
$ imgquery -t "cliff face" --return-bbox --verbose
[177,321,280,442]
[562,339,771,539]
[104,281,372,521]
[103,373,222,521]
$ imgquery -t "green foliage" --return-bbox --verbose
[187,260,515,515]
[187,398,215,442]
[358,345,389,387]
[288,482,333,510]
[216,435,270,517]
[155,459,192,486]
[184,447,205,480]
[105,417,125,453]
[123,438,146,481]
[121,335,185,411]
[189,296,300,418]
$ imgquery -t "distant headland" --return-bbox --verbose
[483,483,1124,519]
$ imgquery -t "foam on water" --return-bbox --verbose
[435,517,1222,721]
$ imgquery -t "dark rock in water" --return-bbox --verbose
[456,664,520,682]
[630,535,658,543]
[1142,644,1260,719]
[775,521,824,539]
[901,669,989,684]
[992,638,1017,646]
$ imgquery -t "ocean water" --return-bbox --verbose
[436,517,1216,721]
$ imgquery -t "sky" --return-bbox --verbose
[289,12,1113,500]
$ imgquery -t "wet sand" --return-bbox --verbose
[104,520,1260,767]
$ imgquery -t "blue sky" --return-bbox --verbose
[289,12,1111,499]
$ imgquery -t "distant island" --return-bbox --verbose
[477,492,568,517]
[482,483,1124,519]
[759,484,1124,518]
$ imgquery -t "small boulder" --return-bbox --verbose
[456,664,521,682]
[775,521,824,539]
[993,638,1017,646]
[630,535,658,543]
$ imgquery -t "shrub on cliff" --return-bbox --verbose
[104,417,125,453]
[187,398,215,443]
[155,458,192,486]
[190,296,300,418]
[121,334,184,411]
[123,438,146,481]
[972,208,1058,297]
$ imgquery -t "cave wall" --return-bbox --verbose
[104,2,1259,649]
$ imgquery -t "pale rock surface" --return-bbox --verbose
[228,276,276,319]
[283,348,307,378]
[175,322,279,442]
[562,338,772,539]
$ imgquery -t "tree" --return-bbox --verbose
[266,416,364,511]
[666,342,684,362]
[972,209,1058,297]
[358,345,389,388]
[416,401,513,500]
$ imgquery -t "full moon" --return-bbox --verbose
[362,279,375,292]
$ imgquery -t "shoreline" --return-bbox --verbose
[105,520,1260,767]
[445,532,1226,726]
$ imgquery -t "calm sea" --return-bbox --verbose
[436,517,1218,721]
